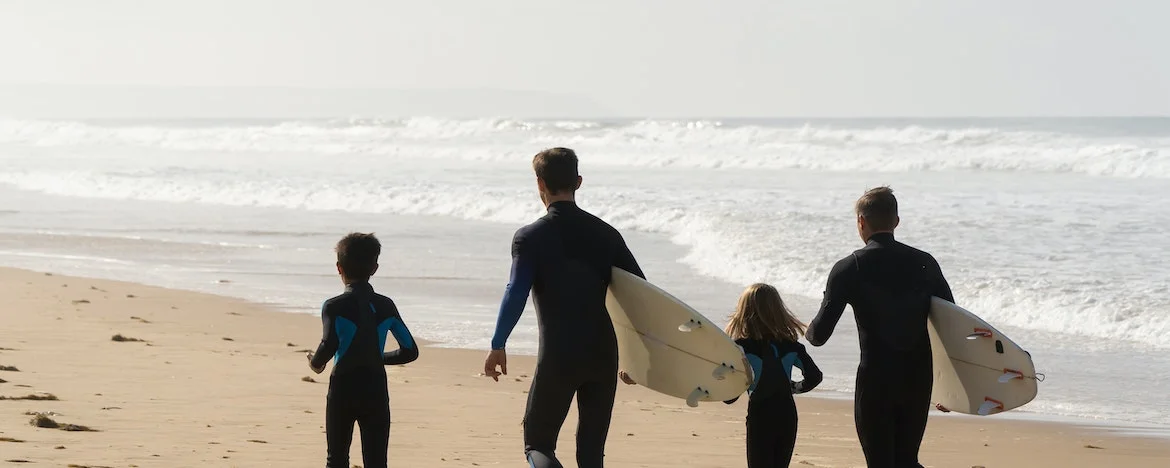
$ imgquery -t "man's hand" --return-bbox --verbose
[618,370,636,385]
[484,349,507,381]
[306,351,325,374]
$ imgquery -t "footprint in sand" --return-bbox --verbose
[29,414,99,432]
[111,334,147,343]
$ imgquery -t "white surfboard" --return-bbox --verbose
[605,267,751,407]
[927,297,1041,416]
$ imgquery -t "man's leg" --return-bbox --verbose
[523,366,578,468]
[854,371,896,468]
[574,373,618,468]
[356,395,391,468]
[324,394,356,468]
[893,365,932,468]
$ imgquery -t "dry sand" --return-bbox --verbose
[1,266,1167,467]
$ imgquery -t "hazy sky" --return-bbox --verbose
[1,0,1167,117]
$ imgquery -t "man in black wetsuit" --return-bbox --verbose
[306,232,420,468]
[805,187,954,468]
[483,147,645,468]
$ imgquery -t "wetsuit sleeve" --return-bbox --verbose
[791,344,823,394]
[490,230,536,350]
[382,315,419,366]
[310,302,338,370]
[613,233,646,280]
[930,255,955,303]
[806,255,857,346]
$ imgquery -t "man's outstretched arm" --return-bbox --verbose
[806,256,855,346]
[490,233,535,351]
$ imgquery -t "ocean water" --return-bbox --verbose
[0,117,1167,429]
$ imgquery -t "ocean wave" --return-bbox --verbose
[1,118,1168,178]
[1,169,1167,350]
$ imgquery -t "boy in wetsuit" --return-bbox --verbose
[483,147,645,468]
[805,187,954,468]
[306,232,420,468]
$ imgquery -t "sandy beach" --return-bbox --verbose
[1,266,1167,467]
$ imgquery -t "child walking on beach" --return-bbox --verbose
[306,232,420,468]
[723,283,823,468]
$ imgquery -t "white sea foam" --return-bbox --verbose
[1,118,1168,178]
[1,165,1167,350]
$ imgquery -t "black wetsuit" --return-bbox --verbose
[491,200,644,468]
[724,338,823,468]
[805,232,954,468]
[310,282,419,468]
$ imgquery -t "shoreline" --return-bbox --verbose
[3,266,1169,467]
[3,242,1166,438]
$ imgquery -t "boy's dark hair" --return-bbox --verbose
[335,232,381,281]
[855,186,898,231]
[532,147,579,194]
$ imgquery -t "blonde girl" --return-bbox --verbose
[723,283,823,468]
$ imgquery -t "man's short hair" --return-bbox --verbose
[855,186,898,231]
[532,147,579,194]
[336,232,381,280]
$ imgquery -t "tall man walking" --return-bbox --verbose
[483,147,644,468]
[806,186,954,468]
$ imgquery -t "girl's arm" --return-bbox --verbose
[791,344,823,394]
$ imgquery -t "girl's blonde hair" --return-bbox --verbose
[724,283,807,342]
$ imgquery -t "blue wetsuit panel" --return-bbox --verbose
[491,252,535,350]
[334,317,358,364]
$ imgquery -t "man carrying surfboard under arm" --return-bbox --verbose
[805,186,954,468]
[483,147,646,468]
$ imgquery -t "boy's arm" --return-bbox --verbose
[791,344,823,394]
[309,302,338,371]
[490,231,535,350]
[806,256,856,346]
[382,306,419,365]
